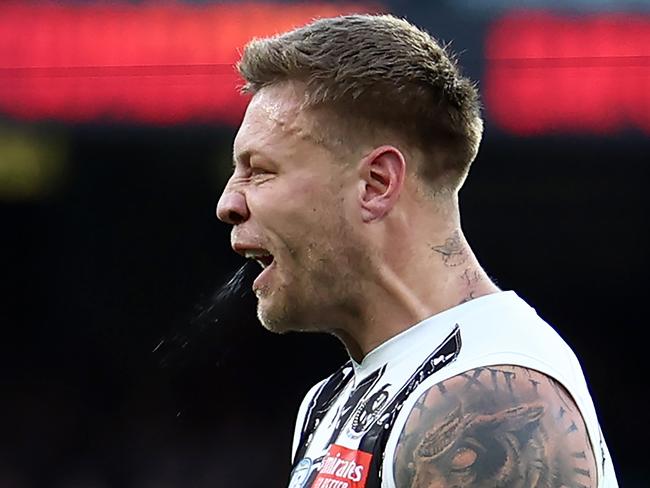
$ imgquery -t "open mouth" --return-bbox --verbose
[244,250,277,293]
[244,250,274,270]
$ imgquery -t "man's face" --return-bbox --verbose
[216,83,364,333]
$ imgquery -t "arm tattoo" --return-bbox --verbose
[393,365,598,487]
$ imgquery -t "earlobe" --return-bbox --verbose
[359,146,406,222]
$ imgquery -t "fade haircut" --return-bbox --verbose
[237,14,483,191]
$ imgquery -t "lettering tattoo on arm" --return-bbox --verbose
[393,365,598,487]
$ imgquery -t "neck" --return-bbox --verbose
[330,227,500,362]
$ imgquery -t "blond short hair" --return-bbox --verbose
[237,14,483,190]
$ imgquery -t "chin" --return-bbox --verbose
[257,312,288,334]
[256,296,321,334]
[256,299,292,334]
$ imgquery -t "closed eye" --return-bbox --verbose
[250,165,276,177]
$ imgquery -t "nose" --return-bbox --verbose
[216,187,249,225]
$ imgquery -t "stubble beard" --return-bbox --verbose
[256,286,293,333]
[255,261,336,334]
[255,206,368,334]
[255,243,362,335]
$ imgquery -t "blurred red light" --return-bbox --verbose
[0,1,378,125]
[485,12,650,135]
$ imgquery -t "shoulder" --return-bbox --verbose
[392,364,598,488]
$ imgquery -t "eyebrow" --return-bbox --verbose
[231,149,250,168]
[232,149,278,168]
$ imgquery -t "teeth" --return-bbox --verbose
[243,250,270,259]
[243,250,272,269]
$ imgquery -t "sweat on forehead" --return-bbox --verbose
[241,83,348,153]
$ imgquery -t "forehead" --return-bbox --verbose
[233,83,318,158]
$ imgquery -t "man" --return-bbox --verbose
[216,14,618,488]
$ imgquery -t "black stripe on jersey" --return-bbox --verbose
[294,363,355,461]
[361,324,462,487]
[324,365,387,447]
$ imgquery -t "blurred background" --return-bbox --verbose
[1,0,648,486]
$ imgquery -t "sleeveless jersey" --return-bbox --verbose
[288,291,618,488]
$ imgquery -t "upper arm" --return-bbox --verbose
[392,365,598,487]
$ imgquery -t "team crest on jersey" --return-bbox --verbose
[289,458,313,488]
[346,384,391,438]
[311,444,372,488]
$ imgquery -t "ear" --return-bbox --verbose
[358,145,406,222]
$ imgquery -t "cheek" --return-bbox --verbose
[251,178,352,256]
[251,176,322,216]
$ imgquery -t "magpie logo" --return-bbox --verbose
[348,384,391,438]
